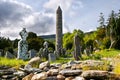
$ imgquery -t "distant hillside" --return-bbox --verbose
[85,31,95,35]
[39,34,55,39]
[39,31,95,40]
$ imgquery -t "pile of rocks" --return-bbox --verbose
[0,66,17,79]
[0,58,120,80]
[22,59,120,80]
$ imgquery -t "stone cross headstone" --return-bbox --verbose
[43,41,49,49]
[48,53,56,62]
[29,49,37,58]
[74,34,81,60]
[38,48,43,57]
[54,50,59,58]
[43,41,49,60]
[17,28,28,60]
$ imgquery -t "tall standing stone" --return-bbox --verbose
[17,28,28,60]
[74,34,81,60]
[56,6,63,56]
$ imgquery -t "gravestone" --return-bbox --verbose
[0,49,2,57]
[54,51,59,58]
[43,41,49,60]
[17,28,28,60]
[5,51,15,58]
[0,52,1,57]
[48,53,56,62]
[85,47,90,56]
[38,48,43,57]
[29,49,37,58]
[74,34,81,60]
[0,49,4,56]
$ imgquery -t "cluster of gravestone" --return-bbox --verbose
[0,28,55,62]
[16,28,84,61]
[0,58,119,80]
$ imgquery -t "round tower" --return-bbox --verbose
[56,6,63,56]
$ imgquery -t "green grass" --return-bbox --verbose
[0,57,28,68]
[50,57,74,64]
[114,61,120,74]
[94,49,120,58]
[93,49,120,74]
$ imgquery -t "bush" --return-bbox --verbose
[102,37,111,49]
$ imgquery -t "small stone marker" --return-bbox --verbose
[5,51,14,58]
[0,52,1,57]
[29,49,37,58]
[48,53,56,62]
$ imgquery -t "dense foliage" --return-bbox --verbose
[63,29,84,52]
[106,10,120,49]
[27,32,44,51]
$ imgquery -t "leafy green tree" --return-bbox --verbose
[84,31,96,48]
[13,39,19,48]
[95,28,106,49]
[63,29,84,52]
[27,32,37,39]
[63,32,72,50]
[107,10,120,49]
[27,37,44,51]
[113,10,120,49]
[27,32,44,51]
[0,37,12,50]
[102,37,111,49]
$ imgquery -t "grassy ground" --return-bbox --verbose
[0,57,28,69]
[94,49,120,58]
[50,57,74,64]
[93,49,120,74]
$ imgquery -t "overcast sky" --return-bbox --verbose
[0,0,120,40]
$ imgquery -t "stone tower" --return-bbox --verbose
[56,6,63,56]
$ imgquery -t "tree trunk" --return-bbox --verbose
[109,40,117,49]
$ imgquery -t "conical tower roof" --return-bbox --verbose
[56,6,62,13]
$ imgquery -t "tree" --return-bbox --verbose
[27,32,44,51]
[27,37,44,51]
[98,13,105,28]
[96,28,106,41]
[107,10,120,49]
[114,10,120,49]
[27,32,37,39]
[63,32,72,50]
[0,37,12,50]
[63,29,84,52]
[47,41,55,52]
[13,39,19,48]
